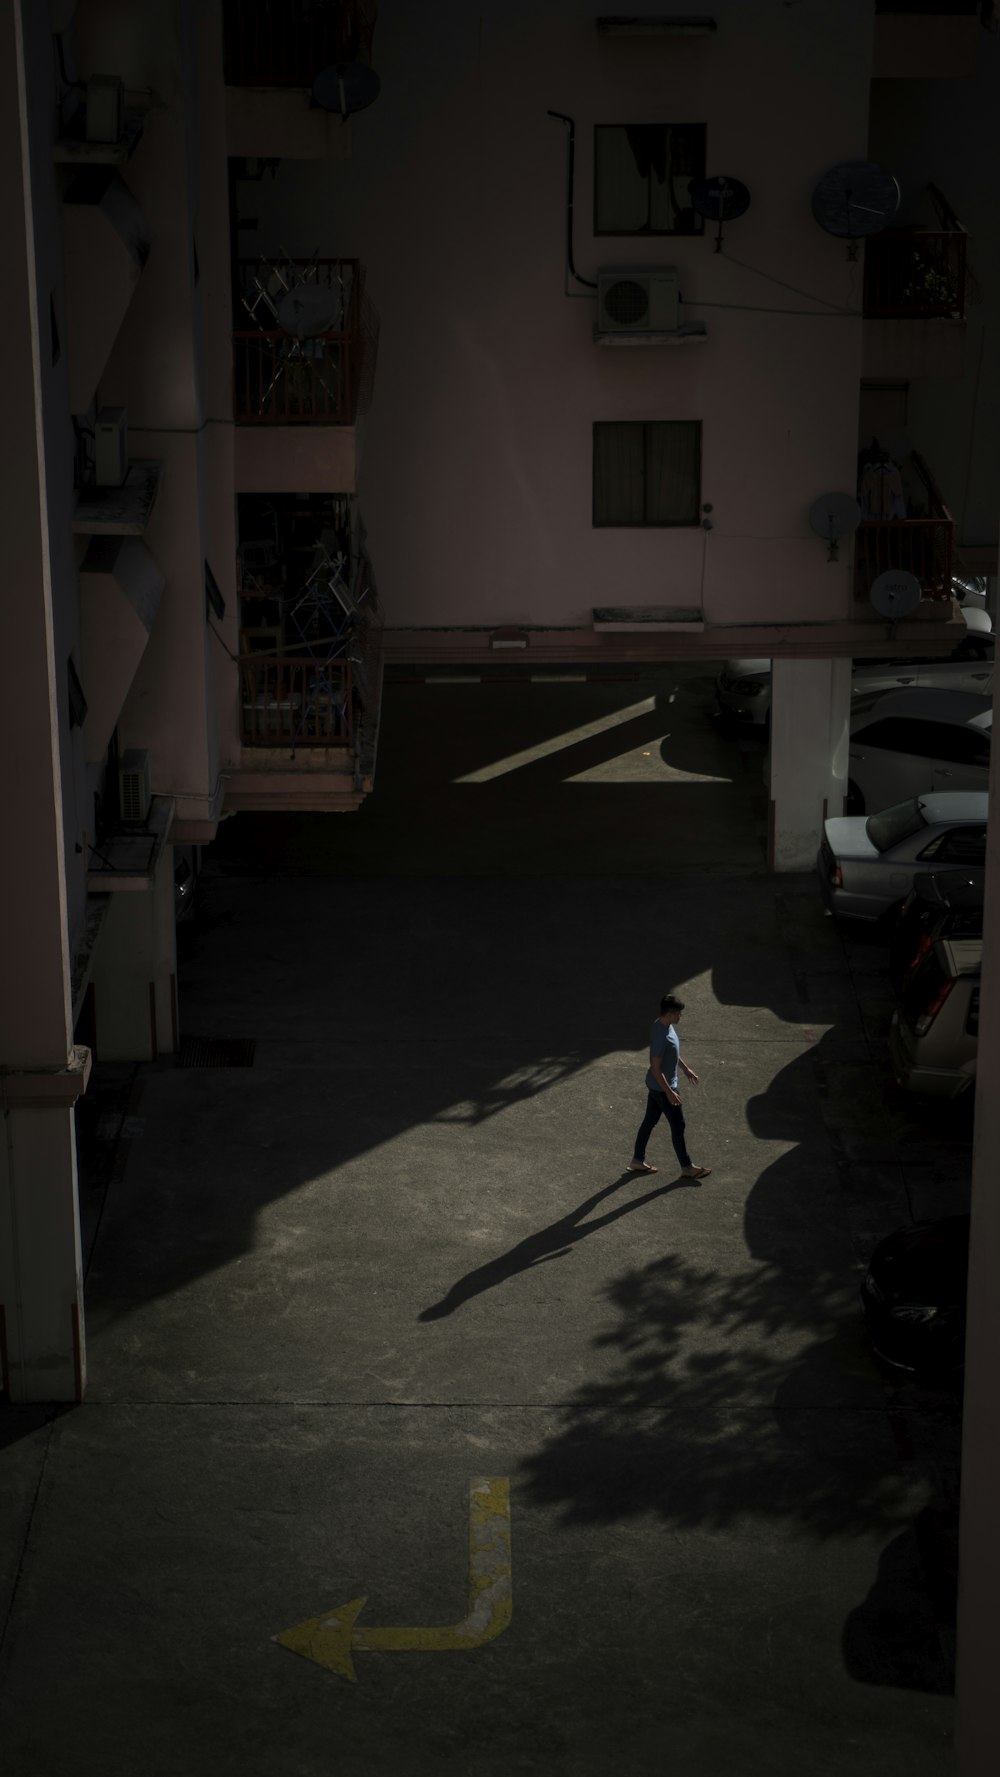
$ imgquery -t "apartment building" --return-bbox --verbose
[1,0,384,1410]
[1,2,998,1769]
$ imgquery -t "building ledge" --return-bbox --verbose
[593,605,705,631]
[72,461,163,537]
[86,795,173,891]
[0,1046,92,1111]
[597,17,717,36]
[383,610,968,665]
[594,323,708,347]
[223,764,364,813]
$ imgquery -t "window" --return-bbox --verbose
[593,422,701,527]
[866,799,926,851]
[852,716,990,764]
[594,124,706,235]
[930,827,988,865]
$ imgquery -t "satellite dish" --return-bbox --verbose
[870,569,922,626]
[811,162,900,244]
[809,492,861,562]
[312,62,381,115]
[276,284,341,338]
[689,176,751,252]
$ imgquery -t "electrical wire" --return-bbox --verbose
[716,246,857,312]
[680,296,861,316]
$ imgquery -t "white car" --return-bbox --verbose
[847,688,991,815]
[716,632,994,730]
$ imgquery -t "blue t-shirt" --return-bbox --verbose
[646,1019,680,1094]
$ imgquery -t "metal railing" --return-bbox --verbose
[233,258,362,423]
[855,451,954,602]
[240,656,355,747]
[223,0,377,87]
[863,227,968,319]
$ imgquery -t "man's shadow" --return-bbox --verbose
[418,1172,700,1321]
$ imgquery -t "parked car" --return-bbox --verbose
[888,867,985,995]
[715,658,773,726]
[889,936,981,1097]
[846,688,991,814]
[715,635,993,730]
[817,791,988,923]
[861,1215,970,1373]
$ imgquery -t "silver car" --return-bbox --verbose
[816,792,989,923]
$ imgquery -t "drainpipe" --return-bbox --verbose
[546,111,598,291]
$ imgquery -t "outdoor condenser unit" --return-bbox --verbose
[118,749,151,825]
[95,407,128,487]
[596,267,680,335]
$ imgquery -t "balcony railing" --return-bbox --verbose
[240,656,356,747]
[855,451,954,603]
[240,550,383,760]
[234,258,362,423]
[863,227,967,319]
[223,0,377,87]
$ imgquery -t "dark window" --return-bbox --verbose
[594,124,706,235]
[49,291,61,366]
[866,799,926,851]
[967,987,980,1038]
[67,656,87,729]
[852,716,990,764]
[853,717,947,756]
[593,421,701,527]
[926,826,988,865]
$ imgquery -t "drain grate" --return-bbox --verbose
[178,1036,256,1069]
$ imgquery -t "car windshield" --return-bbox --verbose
[866,799,927,853]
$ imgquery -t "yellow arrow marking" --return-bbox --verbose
[274,1477,512,1683]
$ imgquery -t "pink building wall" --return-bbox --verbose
[240,0,874,632]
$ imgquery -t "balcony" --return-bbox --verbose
[227,500,384,809]
[233,258,373,426]
[854,451,954,605]
[864,227,967,320]
[862,218,968,378]
[223,0,377,87]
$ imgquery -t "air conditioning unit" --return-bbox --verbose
[596,267,679,336]
[85,74,124,144]
[118,749,151,825]
[95,407,128,487]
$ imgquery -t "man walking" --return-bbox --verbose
[628,993,711,1179]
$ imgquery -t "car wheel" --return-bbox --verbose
[846,780,864,815]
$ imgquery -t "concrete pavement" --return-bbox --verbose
[0,673,965,1774]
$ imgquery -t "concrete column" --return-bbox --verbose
[768,658,852,872]
[89,845,178,1061]
[0,0,90,1402]
[954,724,1000,1776]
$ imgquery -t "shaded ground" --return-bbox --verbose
[0,673,964,1775]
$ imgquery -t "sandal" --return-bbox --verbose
[682,1165,712,1179]
[627,1160,657,1173]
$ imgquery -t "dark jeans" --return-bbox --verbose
[633,1090,692,1170]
